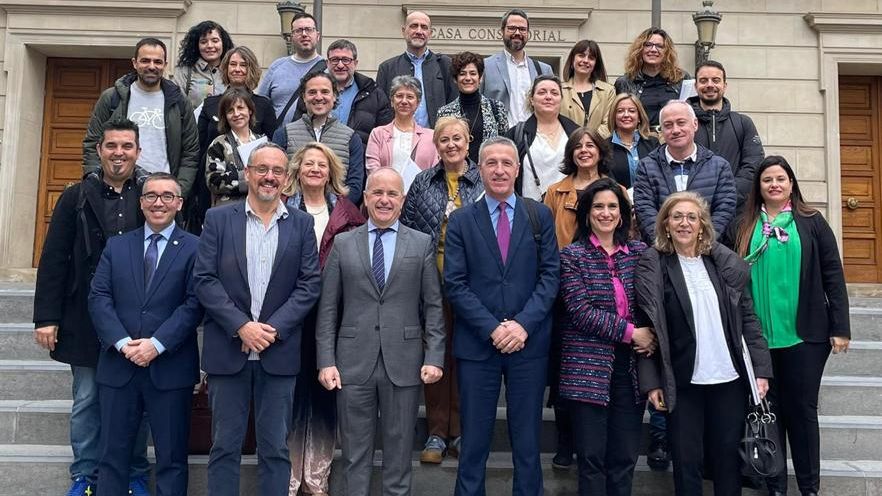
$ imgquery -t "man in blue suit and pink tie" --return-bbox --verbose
[444,136,560,495]
[88,172,204,495]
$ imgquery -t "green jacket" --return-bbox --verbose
[82,73,200,197]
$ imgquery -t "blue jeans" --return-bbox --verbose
[647,403,667,442]
[70,365,150,482]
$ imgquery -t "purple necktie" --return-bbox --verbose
[497,202,510,263]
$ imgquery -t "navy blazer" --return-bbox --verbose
[443,196,560,361]
[88,225,204,390]
[193,201,321,376]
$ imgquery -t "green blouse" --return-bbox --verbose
[747,209,802,349]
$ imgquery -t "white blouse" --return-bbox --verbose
[521,130,566,201]
[678,254,739,385]
[391,126,414,173]
[306,202,329,247]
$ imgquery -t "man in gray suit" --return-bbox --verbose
[316,167,445,496]
[480,9,554,125]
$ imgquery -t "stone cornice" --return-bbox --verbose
[805,12,882,34]
[0,0,190,18]
[402,4,591,28]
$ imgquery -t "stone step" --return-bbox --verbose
[819,376,882,416]
[0,288,34,324]
[822,341,882,376]
[3,399,880,460]
[0,444,879,495]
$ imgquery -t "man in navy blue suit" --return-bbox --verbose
[444,136,560,496]
[193,142,321,495]
[88,172,204,496]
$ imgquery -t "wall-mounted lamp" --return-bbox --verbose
[276,1,306,56]
[693,0,722,66]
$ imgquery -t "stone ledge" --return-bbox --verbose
[0,0,190,18]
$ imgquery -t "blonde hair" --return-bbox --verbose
[433,116,471,147]
[653,191,715,255]
[623,28,685,84]
[283,142,349,198]
[608,93,654,140]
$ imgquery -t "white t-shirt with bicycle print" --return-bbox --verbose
[128,83,170,174]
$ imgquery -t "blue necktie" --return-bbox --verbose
[372,228,388,291]
[144,233,162,288]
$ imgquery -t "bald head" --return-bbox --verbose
[403,11,431,55]
[365,168,405,228]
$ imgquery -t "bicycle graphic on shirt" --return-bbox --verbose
[130,107,165,130]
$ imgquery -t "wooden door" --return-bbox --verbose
[839,76,882,283]
[33,58,131,266]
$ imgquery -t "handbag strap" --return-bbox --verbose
[741,336,761,406]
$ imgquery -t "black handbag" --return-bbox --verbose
[739,398,784,477]
[738,337,784,478]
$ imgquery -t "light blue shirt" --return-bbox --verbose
[114,221,178,355]
[367,220,399,284]
[611,130,642,184]
[485,193,517,234]
[406,50,430,128]
[333,79,359,125]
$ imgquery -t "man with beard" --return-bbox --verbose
[272,71,365,204]
[687,60,765,207]
[290,39,393,147]
[376,11,457,128]
[88,172,203,496]
[35,119,151,496]
[83,38,199,198]
[194,142,321,496]
[481,9,554,125]
[259,12,326,126]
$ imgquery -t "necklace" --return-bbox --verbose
[445,171,464,219]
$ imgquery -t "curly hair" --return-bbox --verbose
[450,51,485,78]
[654,191,715,255]
[623,27,684,83]
[176,21,234,68]
[562,40,607,83]
[559,127,611,177]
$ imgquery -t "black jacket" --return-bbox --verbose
[292,72,393,146]
[614,70,691,127]
[198,91,278,160]
[33,175,143,367]
[505,114,580,196]
[400,159,484,247]
[607,135,660,189]
[635,243,772,413]
[688,96,764,204]
[376,50,457,128]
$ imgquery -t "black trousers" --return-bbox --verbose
[569,349,643,496]
[668,379,746,496]
[766,340,831,494]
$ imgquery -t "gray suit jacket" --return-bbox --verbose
[480,50,554,115]
[316,223,445,387]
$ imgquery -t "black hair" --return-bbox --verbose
[560,127,611,176]
[100,118,140,147]
[134,38,167,61]
[695,59,727,81]
[176,21,234,67]
[574,177,632,247]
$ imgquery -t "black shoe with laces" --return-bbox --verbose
[647,439,670,471]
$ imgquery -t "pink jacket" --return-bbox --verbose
[365,122,439,173]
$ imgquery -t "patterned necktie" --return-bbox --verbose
[497,202,511,263]
[144,233,163,288]
[372,228,388,291]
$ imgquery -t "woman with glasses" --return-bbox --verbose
[436,51,509,163]
[560,40,616,138]
[636,191,772,496]
[204,87,266,206]
[614,28,690,129]
[174,21,235,109]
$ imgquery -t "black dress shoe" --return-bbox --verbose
[800,492,818,496]
[769,491,786,496]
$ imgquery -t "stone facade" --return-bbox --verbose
[0,0,879,276]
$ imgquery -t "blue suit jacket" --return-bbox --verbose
[193,200,321,376]
[88,226,204,390]
[443,196,560,361]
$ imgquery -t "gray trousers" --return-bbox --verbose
[337,353,420,496]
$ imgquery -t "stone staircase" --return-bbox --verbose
[1,282,881,495]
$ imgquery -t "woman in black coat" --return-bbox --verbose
[606,92,659,189]
[636,191,772,496]
[734,156,850,496]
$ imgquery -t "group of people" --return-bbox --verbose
[31,6,852,496]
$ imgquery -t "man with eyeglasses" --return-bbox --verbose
[290,39,393,147]
[88,172,203,496]
[194,142,321,496]
[481,9,554,125]
[633,100,736,243]
[376,11,457,128]
[34,118,151,496]
[258,12,326,126]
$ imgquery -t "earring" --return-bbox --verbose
[698,231,703,242]
[618,217,623,228]
[666,230,671,239]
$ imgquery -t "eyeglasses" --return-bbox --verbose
[141,192,181,204]
[505,26,528,34]
[670,213,700,223]
[248,166,288,177]
[292,27,316,35]
[328,57,355,66]
[643,42,665,51]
